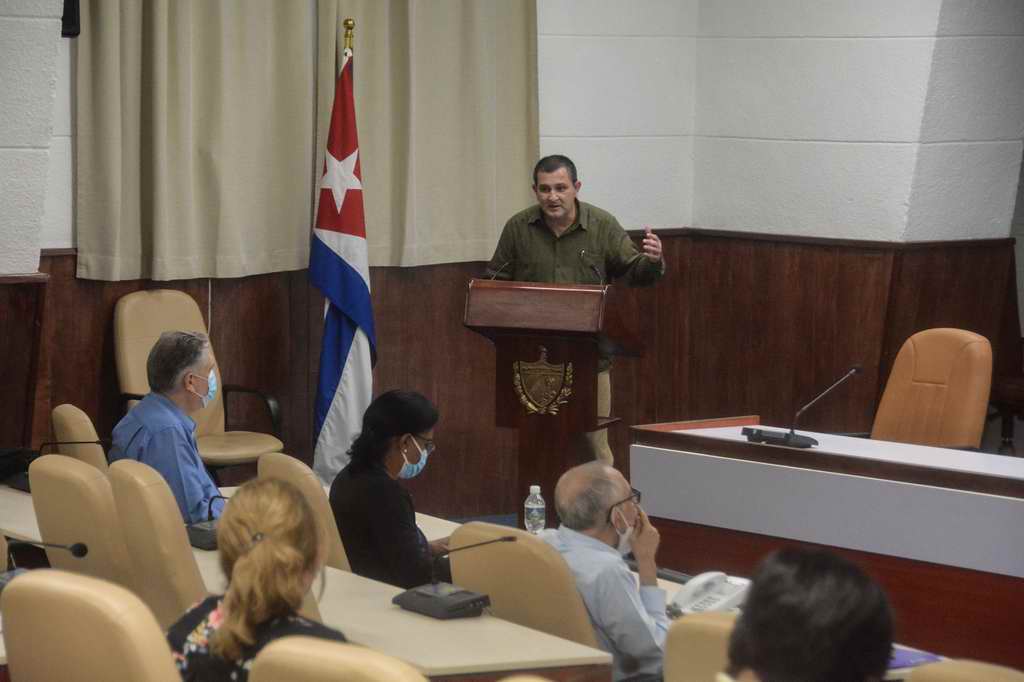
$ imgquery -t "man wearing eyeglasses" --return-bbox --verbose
[540,461,668,681]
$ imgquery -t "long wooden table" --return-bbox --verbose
[631,417,1024,669]
[0,484,611,680]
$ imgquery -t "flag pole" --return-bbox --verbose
[343,18,354,51]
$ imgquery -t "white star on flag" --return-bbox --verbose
[320,149,362,213]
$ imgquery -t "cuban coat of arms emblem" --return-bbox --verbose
[512,346,574,415]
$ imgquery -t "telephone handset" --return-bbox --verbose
[669,571,750,616]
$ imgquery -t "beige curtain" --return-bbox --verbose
[316,1,539,266]
[76,1,315,281]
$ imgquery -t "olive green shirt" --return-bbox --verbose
[486,201,665,286]
[486,201,664,371]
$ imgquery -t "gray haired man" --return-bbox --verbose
[109,330,224,524]
[540,461,669,681]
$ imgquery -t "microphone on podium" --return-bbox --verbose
[392,535,516,619]
[578,249,604,285]
[743,365,863,448]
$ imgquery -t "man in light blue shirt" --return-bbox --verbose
[541,462,669,681]
[109,330,225,524]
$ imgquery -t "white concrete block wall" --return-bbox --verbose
[40,35,73,249]
[0,0,63,274]
[537,0,696,229]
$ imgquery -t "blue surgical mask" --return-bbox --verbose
[398,437,429,479]
[191,369,218,408]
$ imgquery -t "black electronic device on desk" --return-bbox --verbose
[186,495,229,550]
[742,364,863,449]
[392,535,516,620]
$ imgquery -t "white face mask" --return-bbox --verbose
[612,507,634,556]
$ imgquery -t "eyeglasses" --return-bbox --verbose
[412,435,435,456]
[606,487,642,523]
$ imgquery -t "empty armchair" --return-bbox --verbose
[50,403,108,472]
[1,569,180,682]
[449,521,598,648]
[250,636,426,682]
[663,611,737,682]
[871,328,992,449]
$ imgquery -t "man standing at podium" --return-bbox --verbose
[486,155,664,464]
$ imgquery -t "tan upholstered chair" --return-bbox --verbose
[50,403,108,472]
[1,569,179,682]
[449,521,599,648]
[250,636,427,682]
[663,611,737,682]
[871,328,992,448]
[909,659,1024,681]
[114,289,283,470]
[28,454,134,591]
[258,453,350,571]
[108,459,207,628]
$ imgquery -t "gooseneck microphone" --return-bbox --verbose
[394,535,517,619]
[9,539,89,558]
[742,364,863,449]
[430,535,516,584]
[488,260,513,281]
[578,249,604,285]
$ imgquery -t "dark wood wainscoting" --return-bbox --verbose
[10,231,1016,518]
[0,273,48,448]
[653,516,1024,670]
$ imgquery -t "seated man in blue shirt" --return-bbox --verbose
[109,330,225,524]
[541,462,669,681]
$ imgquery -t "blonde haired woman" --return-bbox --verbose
[167,478,345,681]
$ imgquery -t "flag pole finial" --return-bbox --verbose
[343,18,355,50]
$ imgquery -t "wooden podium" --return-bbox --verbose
[464,279,643,526]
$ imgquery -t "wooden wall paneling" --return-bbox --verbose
[653,517,1024,670]
[210,273,293,451]
[684,236,893,432]
[0,274,47,448]
[880,241,1014,389]
[287,270,314,464]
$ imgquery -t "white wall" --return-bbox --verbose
[536,0,697,229]
[0,0,63,274]
[39,34,73,250]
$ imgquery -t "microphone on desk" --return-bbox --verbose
[742,364,863,448]
[578,249,604,285]
[9,539,89,558]
[394,535,516,619]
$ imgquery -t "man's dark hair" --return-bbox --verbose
[727,547,893,682]
[347,390,439,466]
[533,155,578,186]
[147,331,210,393]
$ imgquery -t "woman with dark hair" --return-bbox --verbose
[328,390,448,588]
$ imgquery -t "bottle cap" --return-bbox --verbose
[529,484,540,494]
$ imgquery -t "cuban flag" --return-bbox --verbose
[311,47,376,485]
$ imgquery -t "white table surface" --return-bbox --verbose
[683,426,1024,482]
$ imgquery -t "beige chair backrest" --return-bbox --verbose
[108,459,208,628]
[449,521,599,648]
[1,569,180,682]
[250,636,426,682]
[51,403,108,472]
[28,454,134,591]
[114,289,225,437]
[663,611,737,682]
[909,659,1024,681]
[871,328,992,448]
[1,534,7,568]
[258,453,350,571]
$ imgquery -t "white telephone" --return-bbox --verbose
[669,571,750,616]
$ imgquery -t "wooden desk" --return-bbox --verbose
[193,549,611,680]
[631,419,1024,669]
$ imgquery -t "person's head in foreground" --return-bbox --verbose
[147,329,217,415]
[213,478,326,659]
[725,547,894,682]
[347,389,439,480]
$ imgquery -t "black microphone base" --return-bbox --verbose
[742,427,818,449]
[392,582,490,619]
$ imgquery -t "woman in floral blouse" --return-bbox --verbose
[167,478,345,681]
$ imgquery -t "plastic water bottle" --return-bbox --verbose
[524,485,546,534]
